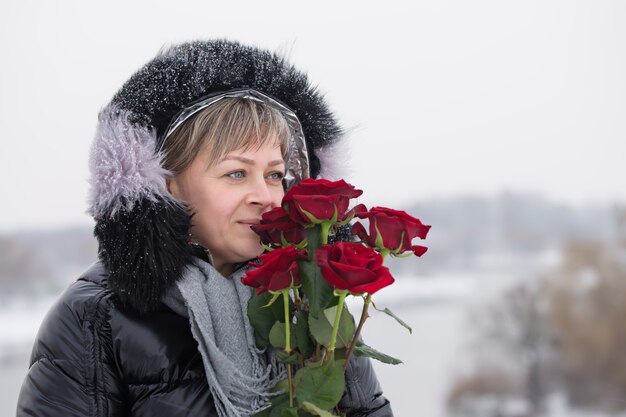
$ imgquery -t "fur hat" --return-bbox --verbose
[88,39,343,312]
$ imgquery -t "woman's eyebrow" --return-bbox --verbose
[222,156,285,166]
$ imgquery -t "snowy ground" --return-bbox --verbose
[0,270,617,417]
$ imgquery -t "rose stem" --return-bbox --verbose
[320,221,332,245]
[344,294,372,369]
[282,289,294,407]
[287,364,294,408]
[328,291,348,356]
[294,288,302,312]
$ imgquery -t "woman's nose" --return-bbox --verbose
[248,177,275,208]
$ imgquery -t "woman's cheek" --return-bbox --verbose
[273,191,285,207]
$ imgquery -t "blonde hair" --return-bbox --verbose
[162,98,290,174]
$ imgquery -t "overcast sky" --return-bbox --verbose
[1,0,625,232]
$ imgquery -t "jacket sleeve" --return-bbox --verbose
[16,280,125,417]
[338,354,394,417]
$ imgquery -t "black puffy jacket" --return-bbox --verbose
[17,261,393,417]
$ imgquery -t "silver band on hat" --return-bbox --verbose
[158,88,310,188]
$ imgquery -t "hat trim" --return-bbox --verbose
[88,106,174,218]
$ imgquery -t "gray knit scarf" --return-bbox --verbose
[162,257,285,417]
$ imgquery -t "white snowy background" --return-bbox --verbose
[1,1,626,416]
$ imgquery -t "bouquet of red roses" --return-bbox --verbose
[241,178,430,416]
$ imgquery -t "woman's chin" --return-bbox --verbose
[235,237,265,262]
[247,242,265,259]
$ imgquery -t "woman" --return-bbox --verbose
[17,40,392,417]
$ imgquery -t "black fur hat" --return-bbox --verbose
[88,39,343,312]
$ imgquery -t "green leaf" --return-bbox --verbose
[332,347,346,361]
[294,311,315,359]
[254,407,271,417]
[382,307,412,334]
[276,350,300,365]
[272,378,290,393]
[248,291,285,348]
[309,305,355,348]
[300,228,334,318]
[324,304,355,348]
[281,407,299,417]
[306,225,321,254]
[294,360,345,410]
[254,392,288,417]
[308,311,332,347]
[269,322,296,350]
[268,394,290,417]
[301,401,339,417]
[269,292,291,321]
[372,302,413,334]
[353,341,403,365]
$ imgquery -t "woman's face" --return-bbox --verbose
[168,139,285,276]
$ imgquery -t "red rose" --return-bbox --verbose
[352,207,430,256]
[314,242,394,294]
[242,247,309,294]
[251,207,307,246]
[282,178,364,225]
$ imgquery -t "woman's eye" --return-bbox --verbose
[227,171,245,179]
[268,171,285,181]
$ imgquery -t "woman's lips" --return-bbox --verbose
[238,219,261,225]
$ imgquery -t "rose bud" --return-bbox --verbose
[352,207,431,256]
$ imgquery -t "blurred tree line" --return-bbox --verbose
[446,208,626,416]
[1,192,619,295]
[393,192,616,274]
